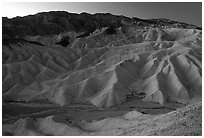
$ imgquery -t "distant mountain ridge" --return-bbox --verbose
[2,11,201,40]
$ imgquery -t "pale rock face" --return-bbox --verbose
[2,12,202,136]
[3,28,201,107]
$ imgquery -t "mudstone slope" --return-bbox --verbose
[2,11,202,136]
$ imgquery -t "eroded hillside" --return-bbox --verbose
[2,11,202,136]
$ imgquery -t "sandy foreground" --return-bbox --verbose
[2,101,202,136]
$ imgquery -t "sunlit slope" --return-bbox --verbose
[3,28,202,107]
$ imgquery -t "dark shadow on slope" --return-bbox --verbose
[104,26,117,35]
[2,38,44,46]
[55,36,71,47]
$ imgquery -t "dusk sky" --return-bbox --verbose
[2,2,202,27]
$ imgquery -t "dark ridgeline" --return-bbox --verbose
[2,11,201,41]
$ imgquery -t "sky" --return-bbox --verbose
[1,2,202,27]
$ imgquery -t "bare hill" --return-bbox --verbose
[2,11,202,136]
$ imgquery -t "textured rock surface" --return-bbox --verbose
[2,11,202,136]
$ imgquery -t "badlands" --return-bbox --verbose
[2,11,202,135]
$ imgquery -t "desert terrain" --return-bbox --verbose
[2,11,202,136]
